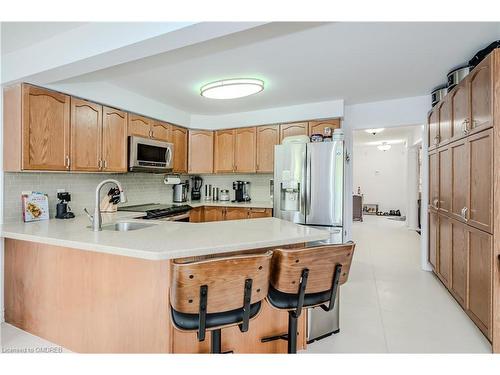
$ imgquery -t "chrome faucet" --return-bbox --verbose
[85,179,127,231]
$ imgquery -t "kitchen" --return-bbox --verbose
[1,17,500,364]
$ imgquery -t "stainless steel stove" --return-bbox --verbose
[118,203,192,221]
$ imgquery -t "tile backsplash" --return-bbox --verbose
[3,172,273,223]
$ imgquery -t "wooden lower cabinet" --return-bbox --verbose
[437,214,451,287]
[203,206,225,222]
[450,218,468,307]
[248,208,272,219]
[224,207,249,221]
[190,206,272,222]
[428,210,438,270]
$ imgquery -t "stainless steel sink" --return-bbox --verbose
[101,222,154,232]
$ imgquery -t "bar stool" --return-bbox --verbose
[261,242,355,353]
[170,251,272,353]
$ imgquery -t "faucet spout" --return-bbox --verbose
[92,179,126,232]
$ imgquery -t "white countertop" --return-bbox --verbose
[0,212,329,261]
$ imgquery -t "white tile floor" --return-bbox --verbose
[307,215,492,353]
[0,215,492,353]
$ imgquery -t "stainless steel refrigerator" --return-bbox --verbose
[273,140,344,343]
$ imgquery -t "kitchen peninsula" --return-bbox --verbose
[1,213,329,353]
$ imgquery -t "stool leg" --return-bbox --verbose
[288,311,298,354]
[211,329,222,354]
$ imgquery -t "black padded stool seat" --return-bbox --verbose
[267,285,331,310]
[171,301,261,331]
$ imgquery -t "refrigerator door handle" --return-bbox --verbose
[306,148,312,220]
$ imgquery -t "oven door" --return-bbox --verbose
[129,136,173,172]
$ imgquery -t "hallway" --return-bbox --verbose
[308,215,491,353]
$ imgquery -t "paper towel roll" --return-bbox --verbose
[164,176,181,185]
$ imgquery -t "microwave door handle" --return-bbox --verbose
[165,147,172,166]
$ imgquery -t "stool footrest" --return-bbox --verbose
[260,333,289,343]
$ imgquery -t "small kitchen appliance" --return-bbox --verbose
[447,65,471,92]
[219,189,230,202]
[190,176,203,201]
[173,181,189,203]
[55,192,75,219]
[233,181,251,202]
[431,85,448,107]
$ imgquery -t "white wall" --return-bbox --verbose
[1,23,5,322]
[353,144,408,215]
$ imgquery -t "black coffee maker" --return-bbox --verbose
[191,176,203,201]
[232,181,251,202]
[55,192,75,219]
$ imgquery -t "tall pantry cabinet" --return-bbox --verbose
[427,49,499,352]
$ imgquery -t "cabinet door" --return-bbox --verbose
[468,128,493,233]
[279,122,308,142]
[70,98,102,172]
[256,125,279,173]
[128,114,152,138]
[22,85,70,170]
[438,214,452,287]
[151,121,170,142]
[438,147,451,214]
[224,208,249,221]
[450,81,469,139]
[189,207,203,223]
[188,130,214,174]
[214,129,235,173]
[102,107,128,172]
[450,138,468,222]
[428,151,439,210]
[450,219,468,307]
[171,125,188,173]
[203,207,224,222]
[428,109,439,148]
[248,208,272,219]
[467,226,492,339]
[308,119,340,136]
[428,210,438,270]
[469,56,492,134]
[234,127,256,173]
[438,98,452,145]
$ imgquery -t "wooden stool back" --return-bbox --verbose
[270,243,355,294]
[170,251,272,314]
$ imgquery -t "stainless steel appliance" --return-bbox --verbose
[118,203,192,222]
[233,181,251,202]
[191,176,203,201]
[431,85,447,107]
[447,65,471,92]
[219,189,230,201]
[128,136,173,173]
[173,181,189,203]
[273,140,344,342]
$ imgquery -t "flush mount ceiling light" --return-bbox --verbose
[200,78,264,99]
[365,128,385,135]
[377,142,391,151]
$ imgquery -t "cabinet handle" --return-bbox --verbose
[103,160,107,169]
[256,163,259,171]
[462,119,470,135]
[65,156,70,169]
[434,135,440,145]
[461,207,468,221]
[433,198,439,208]
[98,160,102,170]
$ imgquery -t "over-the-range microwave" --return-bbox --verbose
[128,136,173,173]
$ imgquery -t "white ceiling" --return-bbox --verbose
[12,22,500,116]
[353,125,419,146]
[1,22,87,54]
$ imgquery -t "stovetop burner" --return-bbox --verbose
[118,203,192,219]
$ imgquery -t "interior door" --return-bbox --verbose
[305,141,343,226]
[70,98,102,171]
[102,107,128,172]
[450,138,468,222]
[468,128,493,233]
[438,147,451,214]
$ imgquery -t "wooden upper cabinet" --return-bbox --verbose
[214,129,235,173]
[102,107,128,172]
[308,119,340,136]
[450,219,468,308]
[279,122,308,142]
[467,128,493,234]
[151,121,170,142]
[21,84,71,171]
[469,55,492,134]
[428,109,439,148]
[171,125,188,173]
[128,114,153,138]
[467,227,493,340]
[438,147,451,214]
[437,98,452,145]
[428,210,438,270]
[70,98,102,172]
[428,151,439,210]
[438,214,452,287]
[450,80,469,139]
[256,125,279,173]
[449,138,468,223]
[188,130,214,174]
[234,127,256,173]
